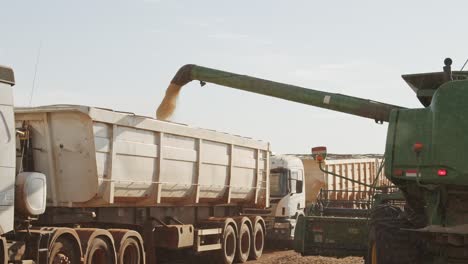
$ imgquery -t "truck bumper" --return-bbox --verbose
[266,227,293,241]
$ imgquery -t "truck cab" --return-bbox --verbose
[0,66,16,236]
[267,155,305,242]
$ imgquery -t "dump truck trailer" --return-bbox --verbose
[1,65,271,263]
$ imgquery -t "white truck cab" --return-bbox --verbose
[0,66,47,238]
[267,155,305,242]
[0,66,16,235]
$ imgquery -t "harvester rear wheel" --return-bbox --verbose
[366,205,421,264]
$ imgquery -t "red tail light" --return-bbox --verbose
[311,226,323,232]
[413,142,424,153]
[437,169,447,177]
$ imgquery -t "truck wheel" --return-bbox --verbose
[49,237,80,264]
[366,205,421,264]
[86,237,115,264]
[118,237,141,264]
[249,222,264,260]
[235,223,251,263]
[217,225,236,264]
[0,237,7,264]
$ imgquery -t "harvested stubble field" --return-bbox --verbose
[248,250,364,264]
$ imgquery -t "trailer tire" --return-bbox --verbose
[249,222,264,260]
[235,223,251,263]
[0,237,7,264]
[49,237,81,264]
[217,225,236,264]
[86,237,115,264]
[118,237,141,264]
[366,205,421,264]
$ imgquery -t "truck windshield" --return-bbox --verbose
[270,168,289,197]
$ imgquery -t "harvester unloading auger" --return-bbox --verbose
[158,59,468,264]
[156,64,404,122]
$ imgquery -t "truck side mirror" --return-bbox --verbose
[311,146,327,162]
[296,180,303,194]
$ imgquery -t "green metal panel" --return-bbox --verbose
[174,65,404,122]
[300,216,368,257]
[386,80,468,186]
[431,80,468,184]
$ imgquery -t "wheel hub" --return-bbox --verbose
[53,253,71,264]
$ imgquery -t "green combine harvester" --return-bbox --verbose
[164,58,468,263]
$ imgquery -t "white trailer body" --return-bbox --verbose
[15,105,270,209]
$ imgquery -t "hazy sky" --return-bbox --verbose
[2,1,467,154]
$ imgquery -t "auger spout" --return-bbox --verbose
[157,64,405,122]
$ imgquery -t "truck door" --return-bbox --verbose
[0,67,16,234]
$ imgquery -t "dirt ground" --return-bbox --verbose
[159,249,364,263]
[248,250,364,264]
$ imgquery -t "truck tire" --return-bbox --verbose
[249,222,264,260]
[235,223,251,263]
[0,237,7,264]
[49,237,81,264]
[217,225,236,264]
[86,237,115,264]
[118,237,141,264]
[366,205,421,264]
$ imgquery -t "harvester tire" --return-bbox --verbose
[217,225,236,264]
[49,237,81,264]
[366,205,421,264]
[235,223,251,263]
[249,222,264,260]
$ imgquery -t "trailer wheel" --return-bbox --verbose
[86,237,115,264]
[366,205,421,264]
[249,222,264,260]
[235,223,251,263]
[49,237,81,264]
[217,225,236,264]
[0,237,7,264]
[118,237,141,264]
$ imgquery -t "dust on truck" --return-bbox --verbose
[1,66,270,263]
